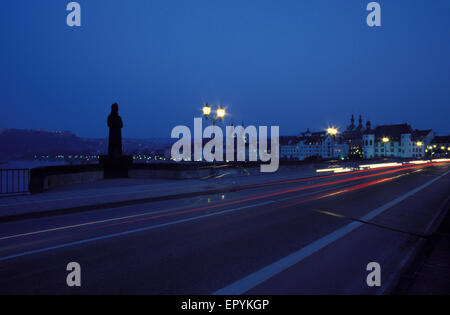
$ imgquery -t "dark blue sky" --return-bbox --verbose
[1,0,449,138]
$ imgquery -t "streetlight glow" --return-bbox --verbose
[327,127,338,136]
[202,104,211,116]
[416,141,423,147]
[217,106,226,119]
[382,137,390,143]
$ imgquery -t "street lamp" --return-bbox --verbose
[327,127,338,159]
[202,104,211,116]
[327,127,338,136]
[202,103,226,165]
[415,141,423,158]
[202,103,226,123]
[382,137,389,158]
[217,106,226,119]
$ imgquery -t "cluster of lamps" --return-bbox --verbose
[327,127,338,136]
[202,103,226,121]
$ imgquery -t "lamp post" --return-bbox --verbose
[202,103,226,124]
[327,127,338,159]
[416,141,423,157]
[202,103,226,164]
[382,137,389,158]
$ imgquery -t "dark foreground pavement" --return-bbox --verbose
[0,162,449,294]
[393,196,450,294]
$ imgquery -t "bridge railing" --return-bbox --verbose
[0,169,30,196]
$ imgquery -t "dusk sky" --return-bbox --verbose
[1,0,449,138]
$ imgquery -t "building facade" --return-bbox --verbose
[281,117,435,161]
[362,124,434,159]
[280,130,348,160]
[341,114,370,159]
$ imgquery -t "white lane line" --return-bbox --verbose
[213,169,450,295]
[0,201,274,262]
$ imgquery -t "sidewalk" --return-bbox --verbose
[0,164,320,222]
[392,197,450,294]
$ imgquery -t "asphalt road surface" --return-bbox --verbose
[0,162,449,294]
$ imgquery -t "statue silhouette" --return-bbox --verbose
[107,103,123,156]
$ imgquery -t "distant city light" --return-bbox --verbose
[432,158,450,162]
[316,159,450,174]
[382,137,389,143]
[416,141,423,147]
[408,160,429,164]
[316,167,352,173]
[359,162,401,169]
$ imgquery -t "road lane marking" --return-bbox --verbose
[315,210,346,219]
[213,169,450,295]
[0,201,274,262]
[201,174,216,180]
[214,172,231,179]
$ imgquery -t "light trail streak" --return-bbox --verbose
[102,162,445,227]
[1,161,448,241]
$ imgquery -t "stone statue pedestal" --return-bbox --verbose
[99,155,133,178]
